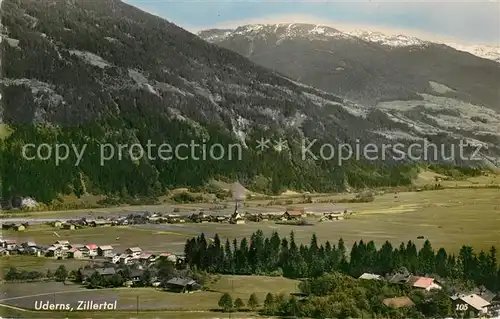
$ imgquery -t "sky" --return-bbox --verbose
[126,0,500,45]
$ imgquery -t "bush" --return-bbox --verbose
[248,293,260,310]
[172,192,203,203]
[234,297,245,310]
[218,293,233,312]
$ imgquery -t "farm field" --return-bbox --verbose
[2,188,499,271]
[140,189,500,255]
[0,255,88,278]
[0,275,299,312]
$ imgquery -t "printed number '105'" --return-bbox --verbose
[456,304,468,311]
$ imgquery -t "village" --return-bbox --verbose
[2,228,500,318]
[1,203,500,319]
[0,204,349,233]
[1,186,499,317]
[0,205,348,262]
[0,206,348,294]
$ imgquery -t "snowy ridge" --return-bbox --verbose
[199,23,500,63]
[346,30,429,47]
[201,23,351,43]
[445,43,500,63]
[348,30,500,62]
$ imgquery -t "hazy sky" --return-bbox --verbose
[126,0,500,45]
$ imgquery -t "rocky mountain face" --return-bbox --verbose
[0,2,497,203]
[199,23,500,163]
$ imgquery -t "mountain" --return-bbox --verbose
[345,30,500,64]
[199,23,500,110]
[199,23,500,161]
[0,2,496,204]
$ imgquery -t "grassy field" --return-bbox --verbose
[133,188,500,255]
[413,170,500,188]
[0,255,88,278]
[2,185,499,275]
[0,275,299,313]
[2,188,500,262]
[0,307,270,319]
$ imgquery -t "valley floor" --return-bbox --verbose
[3,187,500,258]
[1,184,499,318]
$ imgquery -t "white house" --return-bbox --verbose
[125,247,142,256]
[46,245,64,258]
[455,294,490,315]
[22,241,36,248]
[119,253,133,264]
[112,254,121,264]
[359,273,382,280]
[55,240,70,247]
[98,245,114,258]
[4,240,17,250]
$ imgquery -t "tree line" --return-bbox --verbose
[184,230,500,293]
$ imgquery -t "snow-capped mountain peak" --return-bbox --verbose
[199,23,351,43]
[346,30,429,47]
[235,23,346,39]
[198,23,500,63]
[346,29,500,62]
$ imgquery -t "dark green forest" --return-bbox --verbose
[219,273,459,319]
[184,231,500,290]
[187,231,500,318]
[0,120,420,203]
[0,0,487,205]
[0,0,423,204]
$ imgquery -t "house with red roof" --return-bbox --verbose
[408,276,442,291]
[82,244,98,257]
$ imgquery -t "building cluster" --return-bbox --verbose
[0,237,182,266]
[360,269,500,317]
[77,260,201,292]
[1,237,202,292]
[37,208,345,230]
[2,207,349,236]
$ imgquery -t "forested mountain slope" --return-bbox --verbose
[0,1,496,204]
